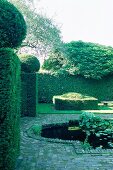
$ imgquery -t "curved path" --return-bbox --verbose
[15,114,113,170]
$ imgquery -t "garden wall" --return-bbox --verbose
[38,72,113,103]
[21,73,38,116]
[0,48,20,170]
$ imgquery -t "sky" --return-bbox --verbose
[34,0,113,47]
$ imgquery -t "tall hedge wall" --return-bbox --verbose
[21,73,38,117]
[0,48,21,170]
[38,72,113,103]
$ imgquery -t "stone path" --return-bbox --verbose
[15,114,113,170]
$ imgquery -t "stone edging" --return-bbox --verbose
[25,123,113,155]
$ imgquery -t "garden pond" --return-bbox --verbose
[27,112,113,149]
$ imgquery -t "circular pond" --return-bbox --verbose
[29,119,113,149]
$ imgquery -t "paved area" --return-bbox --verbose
[15,114,113,170]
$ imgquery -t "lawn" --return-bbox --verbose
[37,103,113,114]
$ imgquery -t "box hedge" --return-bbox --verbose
[21,73,38,117]
[53,93,98,110]
[0,48,21,170]
[19,55,40,117]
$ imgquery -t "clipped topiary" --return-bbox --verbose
[0,48,21,170]
[0,0,27,48]
[53,92,98,110]
[19,54,40,73]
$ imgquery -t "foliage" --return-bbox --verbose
[38,72,113,103]
[79,112,113,134]
[31,125,42,136]
[65,41,113,79]
[19,54,40,73]
[21,73,38,117]
[42,41,113,79]
[79,112,113,148]
[20,55,39,117]
[8,0,62,56]
[53,93,98,110]
[42,48,68,73]
[0,0,26,48]
[0,48,21,170]
[79,112,103,133]
[58,92,96,99]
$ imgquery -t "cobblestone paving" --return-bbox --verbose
[15,114,113,170]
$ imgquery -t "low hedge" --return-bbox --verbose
[0,48,21,170]
[53,93,98,110]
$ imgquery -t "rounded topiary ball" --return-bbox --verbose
[0,1,27,48]
[19,54,40,73]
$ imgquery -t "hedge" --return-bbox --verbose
[21,73,38,117]
[0,48,21,170]
[53,93,98,110]
[38,72,113,103]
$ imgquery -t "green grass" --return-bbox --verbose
[37,103,81,114]
[99,105,113,110]
[37,103,113,114]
